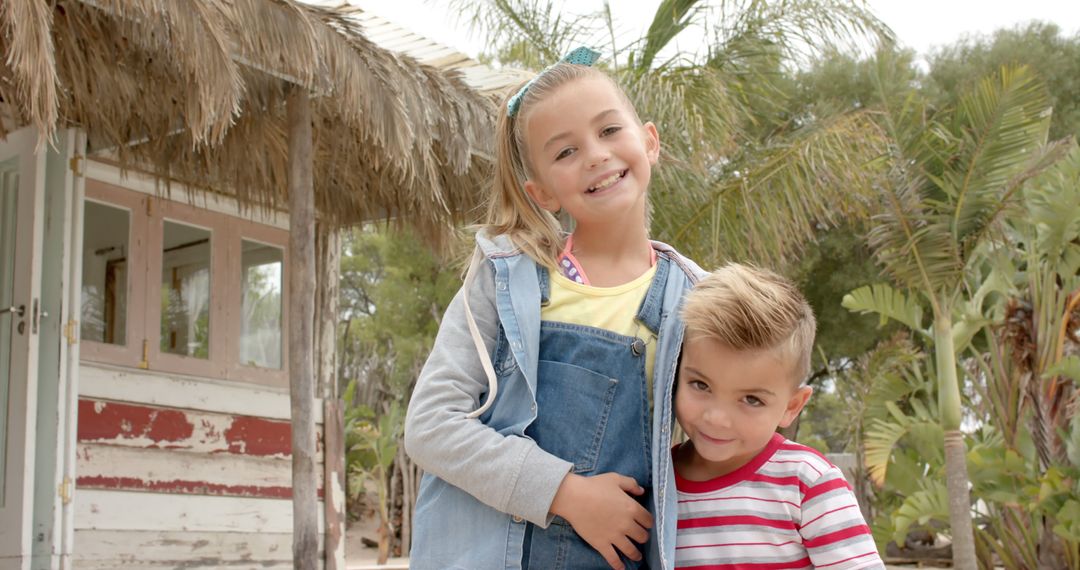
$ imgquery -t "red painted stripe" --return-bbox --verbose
[76,475,297,499]
[78,399,194,445]
[77,399,318,457]
[224,415,293,456]
[76,475,326,499]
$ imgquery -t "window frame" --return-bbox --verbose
[225,220,290,385]
[80,184,147,367]
[80,179,289,388]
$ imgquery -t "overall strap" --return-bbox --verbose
[635,255,671,335]
[536,263,550,306]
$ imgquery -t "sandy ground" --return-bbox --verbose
[345,515,409,569]
[344,517,947,570]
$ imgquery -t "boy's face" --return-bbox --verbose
[674,336,812,480]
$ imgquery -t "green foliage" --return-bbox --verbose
[926,22,1080,141]
[793,227,896,364]
[1046,356,1080,385]
[338,226,459,396]
[346,396,404,492]
[793,45,921,117]
[867,64,1058,300]
[345,390,405,559]
[443,0,894,268]
[842,283,926,337]
[891,479,950,547]
[796,384,849,452]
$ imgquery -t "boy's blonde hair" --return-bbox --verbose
[682,263,816,384]
[481,63,642,269]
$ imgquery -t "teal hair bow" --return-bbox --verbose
[506,47,601,118]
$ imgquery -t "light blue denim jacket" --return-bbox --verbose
[404,232,704,569]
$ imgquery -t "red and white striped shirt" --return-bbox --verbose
[674,434,883,570]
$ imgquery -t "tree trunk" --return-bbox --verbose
[399,445,413,557]
[1038,516,1067,569]
[388,450,400,558]
[935,315,976,570]
[287,86,319,570]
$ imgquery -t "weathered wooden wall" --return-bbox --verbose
[73,365,326,568]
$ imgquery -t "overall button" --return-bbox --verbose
[512,515,524,523]
[631,338,646,356]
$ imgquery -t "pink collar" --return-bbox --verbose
[556,234,656,286]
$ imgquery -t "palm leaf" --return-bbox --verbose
[1045,356,1080,385]
[976,509,1040,570]
[867,174,963,301]
[443,0,597,66]
[891,479,950,547]
[842,283,927,335]
[950,66,1050,239]
[1022,143,1080,263]
[864,417,907,486]
[637,0,702,70]
[661,109,888,266]
[705,0,892,67]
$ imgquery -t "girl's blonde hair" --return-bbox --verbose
[681,263,817,384]
[481,63,641,269]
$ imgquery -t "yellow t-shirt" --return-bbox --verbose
[541,265,659,392]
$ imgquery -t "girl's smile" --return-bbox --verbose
[586,169,626,194]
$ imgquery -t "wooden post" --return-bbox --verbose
[317,225,345,570]
[287,86,319,569]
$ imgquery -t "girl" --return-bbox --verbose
[405,47,703,570]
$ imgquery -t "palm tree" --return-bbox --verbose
[445,0,894,266]
[846,64,1067,569]
[980,143,1080,568]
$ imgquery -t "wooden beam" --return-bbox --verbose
[323,400,346,570]
[287,85,319,569]
[316,225,345,570]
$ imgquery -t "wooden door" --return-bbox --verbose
[0,126,46,570]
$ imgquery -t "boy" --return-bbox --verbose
[672,263,883,569]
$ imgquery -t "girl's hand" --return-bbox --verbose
[549,472,653,570]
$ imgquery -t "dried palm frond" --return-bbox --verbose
[0,0,59,148]
[1,0,497,239]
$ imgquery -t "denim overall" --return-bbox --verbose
[520,258,670,569]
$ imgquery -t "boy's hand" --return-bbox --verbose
[549,472,653,570]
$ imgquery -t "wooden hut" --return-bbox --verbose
[0,1,499,568]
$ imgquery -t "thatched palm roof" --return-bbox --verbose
[0,0,496,231]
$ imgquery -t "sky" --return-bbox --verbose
[353,0,1080,65]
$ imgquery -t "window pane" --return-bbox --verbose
[81,201,129,345]
[240,240,283,369]
[160,221,211,358]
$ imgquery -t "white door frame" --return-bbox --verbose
[0,126,47,569]
[30,129,85,570]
